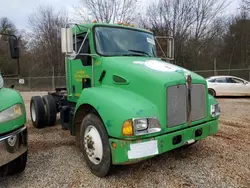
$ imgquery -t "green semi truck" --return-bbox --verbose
[30,22,220,177]
[0,33,27,175]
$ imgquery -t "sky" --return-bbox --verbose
[0,0,241,30]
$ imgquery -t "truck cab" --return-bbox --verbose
[0,33,27,175]
[30,22,220,177]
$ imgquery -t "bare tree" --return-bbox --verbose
[145,0,229,66]
[242,0,250,9]
[27,5,68,76]
[75,0,139,23]
[0,17,17,35]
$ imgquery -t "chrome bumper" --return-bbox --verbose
[0,126,27,167]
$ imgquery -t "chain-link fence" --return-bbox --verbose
[194,68,250,81]
[3,76,66,91]
[2,68,250,91]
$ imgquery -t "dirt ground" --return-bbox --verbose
[0,92,250,188]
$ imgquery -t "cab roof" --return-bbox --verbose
[72,22,154,35]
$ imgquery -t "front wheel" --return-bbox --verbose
[80,113,111,177]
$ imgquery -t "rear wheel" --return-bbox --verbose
[42,95,57,126]
[80,113,111,177]
[208,89,216,97]
[30,96,46,129]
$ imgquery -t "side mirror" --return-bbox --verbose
[0,33,20,77]
[61,27,73,53]
[9,36,20,59]
[167,37,174,60]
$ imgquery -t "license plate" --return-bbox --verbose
[128,140,159,159]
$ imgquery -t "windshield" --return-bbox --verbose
[94,26,157,57]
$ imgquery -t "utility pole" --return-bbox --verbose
[214,58,217,76]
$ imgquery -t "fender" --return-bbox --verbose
[0,88,26,134]
[208,93,218,106]
[74,85,159,139]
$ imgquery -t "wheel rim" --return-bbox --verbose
[31,103,36,122]
[84,125,103,165]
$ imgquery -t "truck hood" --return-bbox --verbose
[99,57,208,136]
[101,57,206,86]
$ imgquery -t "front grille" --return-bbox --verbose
[167,84,206,128]
[167,85,187,127]
[191,84,206,121]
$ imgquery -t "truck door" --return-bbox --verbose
[67,32,92,99]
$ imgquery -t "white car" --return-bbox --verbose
[206,76,250,97]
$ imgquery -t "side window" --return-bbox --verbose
[208,79,215,83]
[215,78,227,83]
[231,78,244,84]
[73,33,92,66]
[226,77,244,83]
[226,78,234,83]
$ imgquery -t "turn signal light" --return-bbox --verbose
[122,120,133,136]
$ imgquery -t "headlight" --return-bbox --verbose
[134,119,148,131]
[0,104,23,123]
[211,103,220,118]
[122,117,161,136]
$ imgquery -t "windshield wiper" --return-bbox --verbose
[122,53,145,57]
[128,50,151,57]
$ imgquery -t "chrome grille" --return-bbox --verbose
[167,84,206,128]
[167,85,187,127]
[191,84,206,121]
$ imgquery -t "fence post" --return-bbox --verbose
[29,77,31,90]
[214,58,217,76]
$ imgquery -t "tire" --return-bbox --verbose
[208,89,216,97]
[30,96,46,129]
[80,113,111,177]
[42,95,57,126]
[5,151,27,175]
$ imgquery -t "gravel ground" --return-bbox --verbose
[0,92,250,188]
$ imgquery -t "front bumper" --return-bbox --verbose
[109,119,218,164]
[0,126,27,167]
